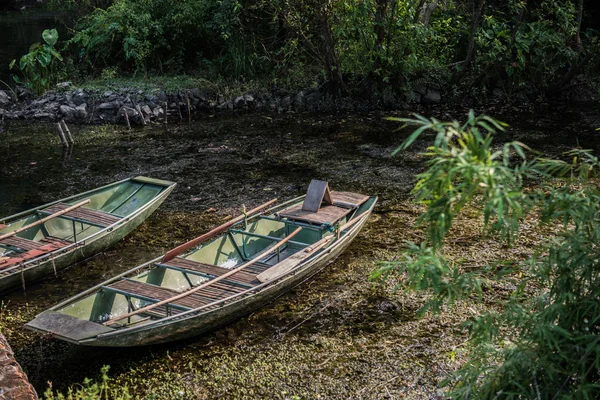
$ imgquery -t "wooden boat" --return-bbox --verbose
[26,181,377,347]
[0,177,176,294]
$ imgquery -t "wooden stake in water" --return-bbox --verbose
[164,102,168,129]
[186,91,191,123]
[123,109,131,130]
[136,105,146,126]
[61,120,74,145]
[56,123,68,147]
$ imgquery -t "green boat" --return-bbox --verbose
[26,181,376,347]
[0,177,176,294]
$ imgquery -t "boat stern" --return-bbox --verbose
[25,312,115,344]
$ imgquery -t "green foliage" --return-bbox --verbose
[374,112,600,398]
[10,29,63,95]
[44,365,131,400]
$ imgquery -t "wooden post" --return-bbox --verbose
[61,120,74,145]
[185,91,191,123]
[136,105,146,126]
[164,102,168,128]
[56,123,68,147]
[123,109,131,130]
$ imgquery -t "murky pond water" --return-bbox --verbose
[0,105,599,397]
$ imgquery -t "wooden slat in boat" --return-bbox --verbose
[162,258,261,287]
[279,204,351,225]
[331,191,370,209]
[0,236,73,271]
[107,280,210,310]
[0,237,45,251]
[43,203,121,227]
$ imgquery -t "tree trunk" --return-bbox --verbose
[317,2,346,95]
[575,0,584,49]
[420,0,441,27]
[371,0,391,77]
[452,0,485,83]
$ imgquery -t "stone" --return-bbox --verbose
[75,103,87,120]
[59,105,76,120]
[98,102,115,110]
[56,81,71,89]
[414,83,428,95]
[141,104,152,116]
[30,98,48,107]
[281,96,292,109]
[119,106,142,124]
[33,112,53,120]
[0,90,12,107]
[0,333,38,399]
[305,92,321,109]
[234,96,246,108]
[157,91,168,102]
[294,91,305,110]
[43,102,60,113]
[153,107,165,119]
[103,91,113,97]
[73,91,88,106]
[422,88,441,104]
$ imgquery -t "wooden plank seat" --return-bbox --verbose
[331,191,370,209]
[0,236,72,270]
[279,204,351,226]
[106,279,210,312]
[41,203,121,227]
[160,257,261,287]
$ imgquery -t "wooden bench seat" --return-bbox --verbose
[0,236,72,270]
[41,203,121,227]
[279,204,351,225]
[161,257,261,287]
[331,191,370,209]
[107,279,209,311]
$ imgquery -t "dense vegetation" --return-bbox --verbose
[12,0,595,99]
[375,113,600,398]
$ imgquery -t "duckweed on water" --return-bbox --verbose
[0,106,599,398]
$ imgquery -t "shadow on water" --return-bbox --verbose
[0,104,599,393]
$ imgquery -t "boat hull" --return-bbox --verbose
[0,179,175,294]
[80,202,373,347]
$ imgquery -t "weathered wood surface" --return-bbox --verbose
[257,210,368,283]
[280,204,350,225]
[104,227,302,325]
[162,198,278,263]
[43,203,121,227]
[162,258,260,286]
[0,332,38,399]
[256,236,332,283]
[331,191,369,209]
[0,199,90,242]
[302,179,332,212]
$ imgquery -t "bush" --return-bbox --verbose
[374,112,600,398]
[10,29,63,95]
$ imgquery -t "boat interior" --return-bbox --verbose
[56,189,375,329]
[0,179,169,268]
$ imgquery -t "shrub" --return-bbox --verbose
[374,112,600,398]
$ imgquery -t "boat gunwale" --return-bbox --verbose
[0,178,177,276]
[88,197,376,341]
[40,195,307,313]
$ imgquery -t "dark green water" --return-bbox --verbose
[0,105,599,394]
